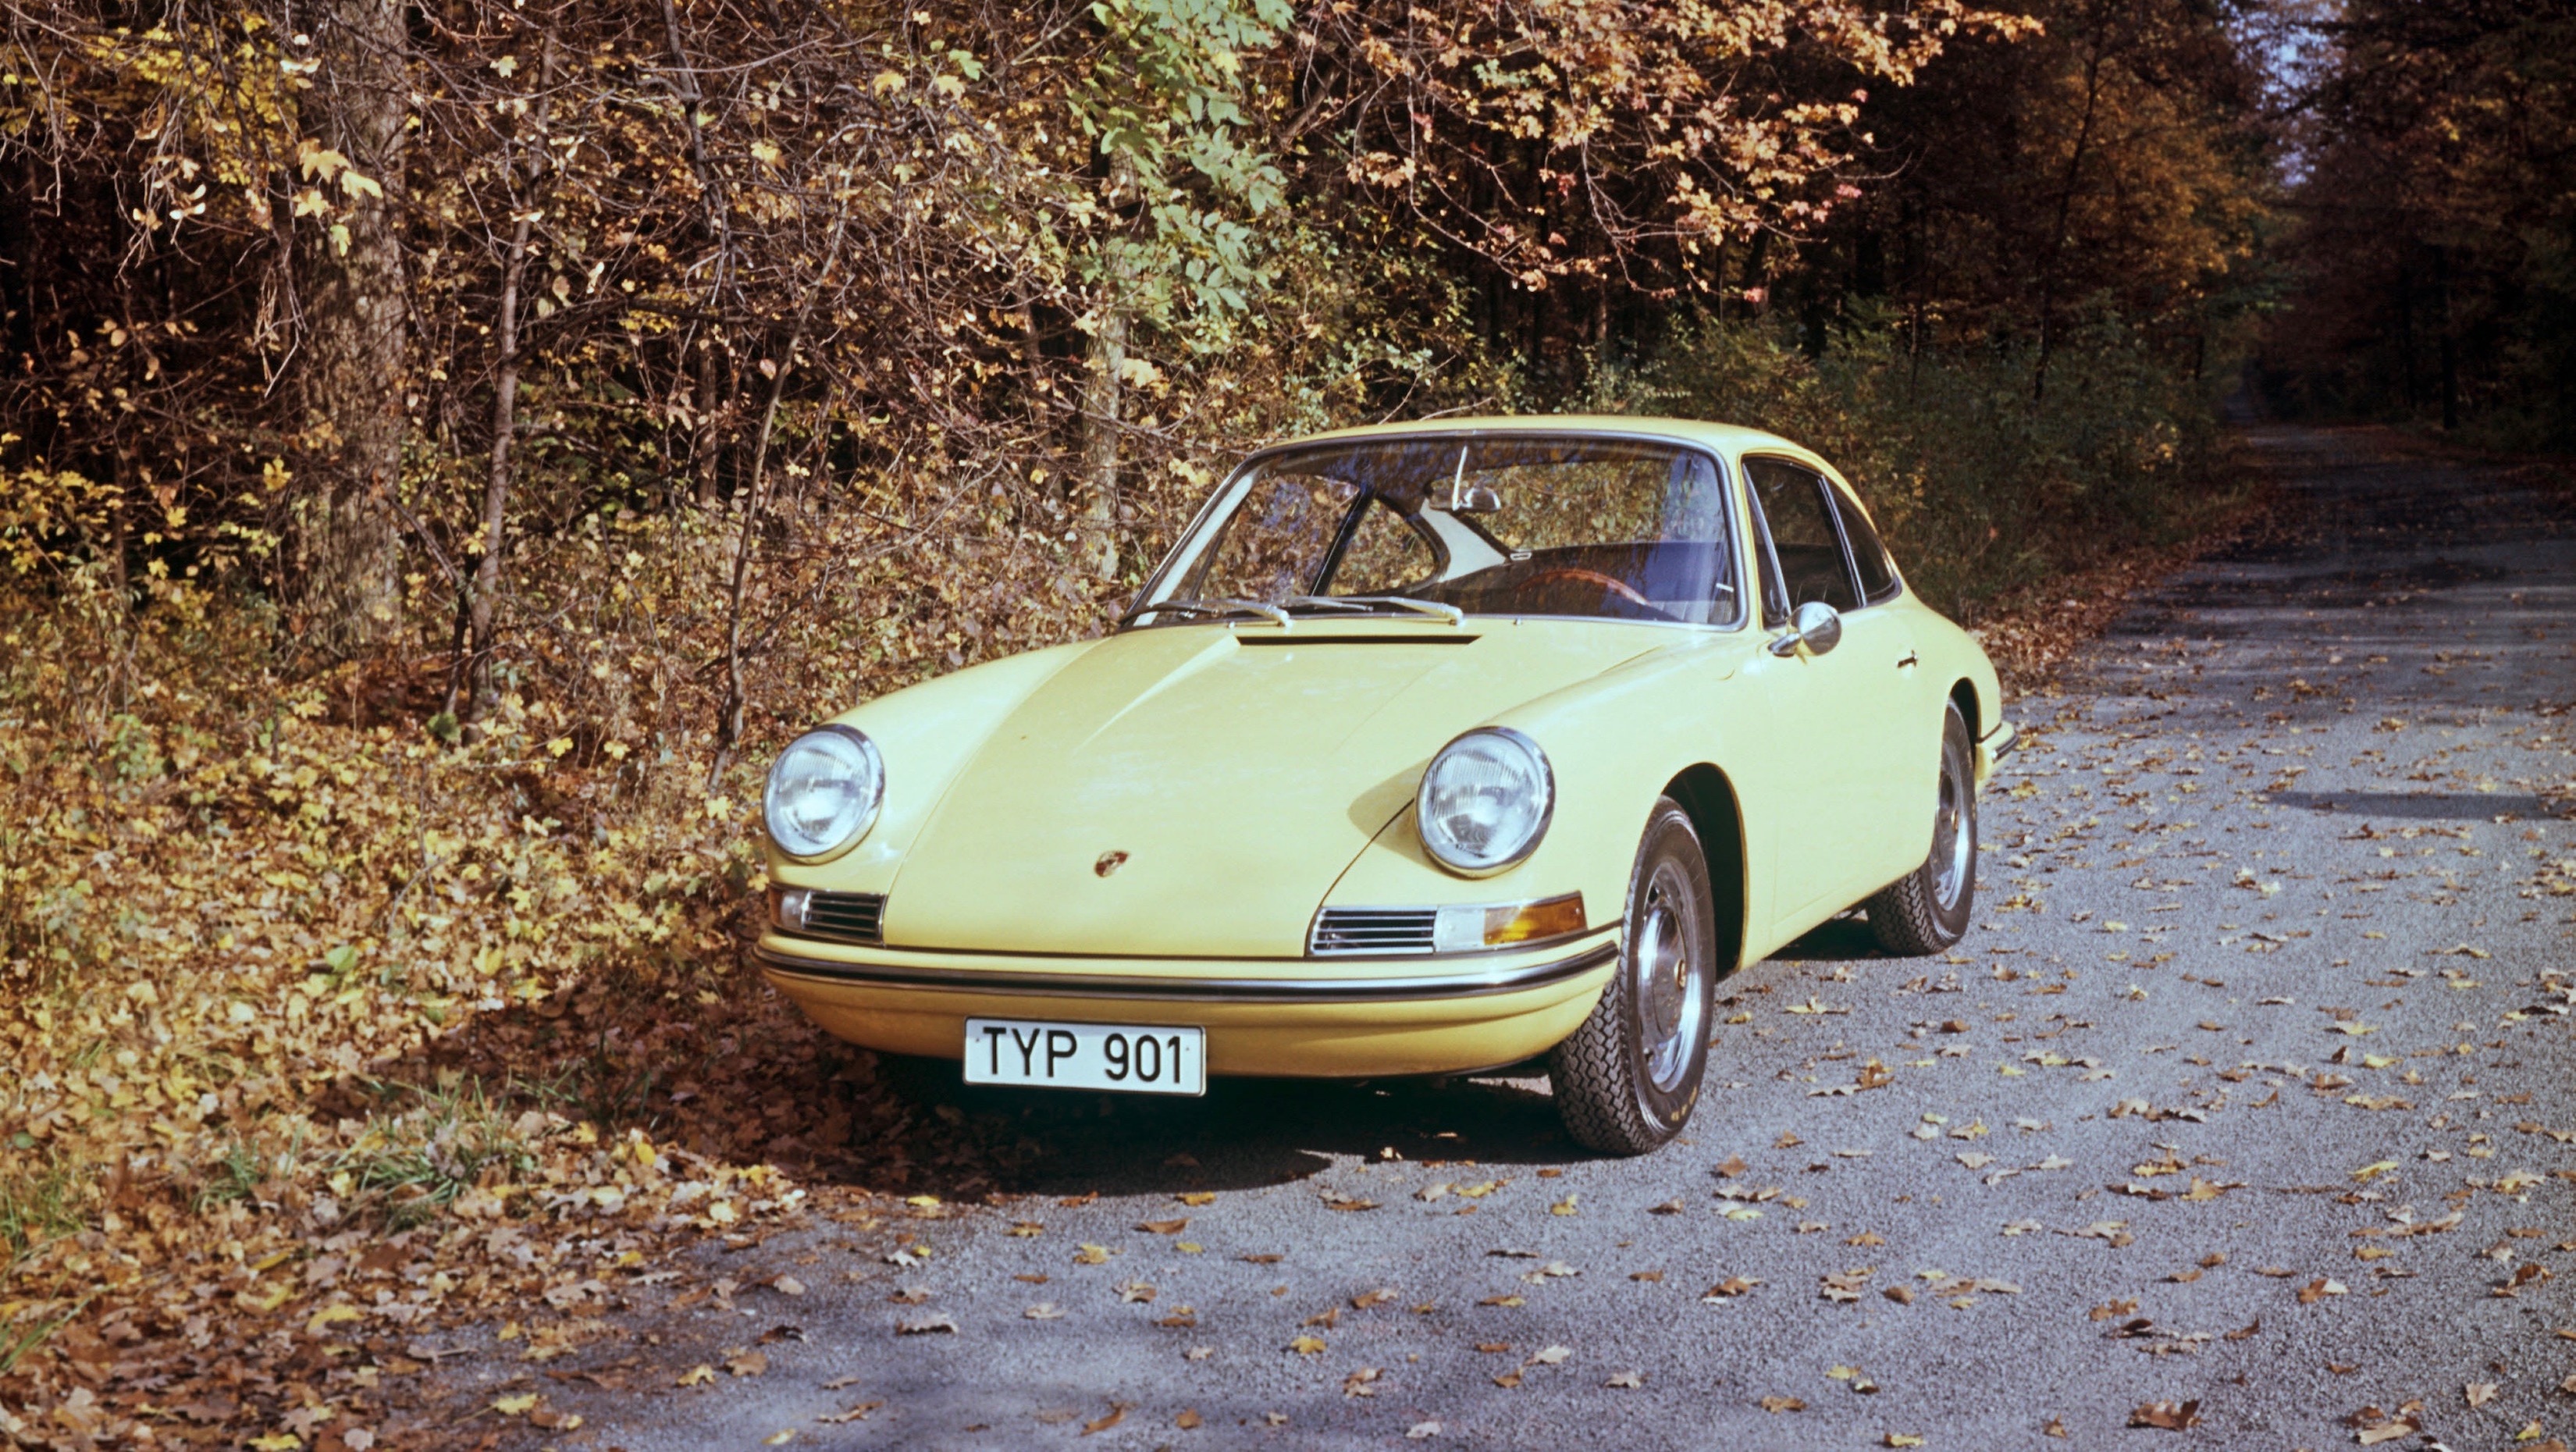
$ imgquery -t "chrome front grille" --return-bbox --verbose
[1310,907,1439,956]
[785,889,885,946]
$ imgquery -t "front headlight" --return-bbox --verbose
[1417,727,1553,876]
[763,725,884,861]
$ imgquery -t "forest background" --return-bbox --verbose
[1,0,2570,1445]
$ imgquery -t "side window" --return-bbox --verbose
[1745,457,1859,614]
[1326,497,1436,596]
[1827,482,1899,603]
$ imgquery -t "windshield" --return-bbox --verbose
[1131,435,1741,628]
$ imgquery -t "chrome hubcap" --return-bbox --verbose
[1635,861,1705,1093]
[1931,738,1972,912]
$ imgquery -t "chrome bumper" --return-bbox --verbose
[753,940,1619,1005]
[1976,719,2021,784]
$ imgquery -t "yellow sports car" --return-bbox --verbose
[755,418,2015,1153]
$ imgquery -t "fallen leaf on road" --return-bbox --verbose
[2495,1262,2553,1297]
[817,1401,884,1424]
[1886,1435,1925,1448]
[1343,1368,1382,1397]
[2468,1383,2500,1408]
[1702,1277,1761,1301]
[1137,1219,1188,1234]
[1528,1345,1570,1365]
[2349,1406,2420,1445]
[1759,1397,1806,1413]
[1024,1303,1062,1320]
[895,1315,957,1335]
[1606,1370,1644,1388]
[727,1351,768,1378]
[1083,1404,1130,1435]
[2129,1400,2203,1430]
[675,1365,715,1387]
[1288,1335,1326,1355]
[1820,1270,1872,1302]
[1175,1408,1204,1429]
[1406,1422,1441,1440]
[2296,1279,2347,1304]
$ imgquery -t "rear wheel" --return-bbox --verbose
[1866,702,1977,955]
[1549,799,1716,1155]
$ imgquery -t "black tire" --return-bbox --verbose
[1866,702,1977,955]
[1549,799,1717,1155]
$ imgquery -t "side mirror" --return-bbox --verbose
[1767,600,1844,657]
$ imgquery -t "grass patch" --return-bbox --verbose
[0,1155,94,1269]
[333,1077,542,1229]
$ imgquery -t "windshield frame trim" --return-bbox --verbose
[1125,425,1749,635]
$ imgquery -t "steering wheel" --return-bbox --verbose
[1522,567,1652,607]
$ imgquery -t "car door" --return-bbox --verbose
[1816,470,1939,888]
[1738,457,1923,930]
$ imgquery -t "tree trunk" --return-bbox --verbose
[1077,303,1126,579]
[693,340,725,507]
[2436,244,2460,432]
[2033,40,2106,404]
[297,0,410,656]
[459,39,555,729]
[710,207,852,788]
[664,0,735,510]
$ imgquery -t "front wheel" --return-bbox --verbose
[1866,702,1978,955]
[1550,799,1716,1155]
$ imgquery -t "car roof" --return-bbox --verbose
[1272,414,1817,461]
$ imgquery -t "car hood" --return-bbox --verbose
[880,620,1664,956]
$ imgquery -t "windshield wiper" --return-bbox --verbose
[1290,594,1467,627]
[1132,596,1294,628]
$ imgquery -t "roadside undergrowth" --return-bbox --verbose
[0,571,1044,1450]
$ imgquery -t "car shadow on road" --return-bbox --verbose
[336,956,1586,1208]
[898,1062,1581,1198]
[1767,913,1899,964]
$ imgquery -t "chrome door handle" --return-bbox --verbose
[1896,651,1919,669]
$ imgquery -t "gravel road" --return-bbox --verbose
[527,427,2576,1450]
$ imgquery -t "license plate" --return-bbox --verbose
[963,1018,1206,1096]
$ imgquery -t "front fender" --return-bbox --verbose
[766,639,1102,892]
[1323,634,1778,951]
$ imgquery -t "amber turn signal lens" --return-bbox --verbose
[1483,891,1584,945]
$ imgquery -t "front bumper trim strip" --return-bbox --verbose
[754,941,1620,1004]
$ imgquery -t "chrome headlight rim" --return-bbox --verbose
[763,724,885,865]
[1416,725,1555,878]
